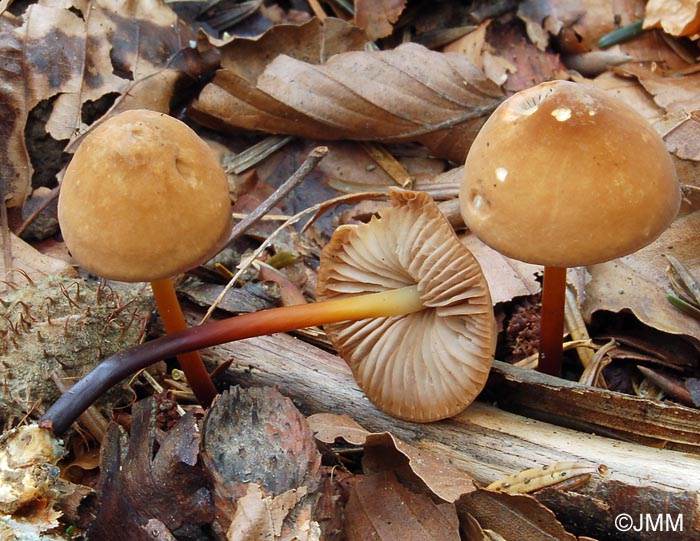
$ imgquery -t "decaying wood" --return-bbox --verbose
[486,361,700,452]
[191,321,700,538]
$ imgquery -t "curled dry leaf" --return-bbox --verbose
[583,211,700,347]
[192,39,503,163]
[308,413,476,502]
[644,0,700,36]
[188,17,367,135]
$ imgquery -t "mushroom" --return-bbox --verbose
[459,80,680,376]
[42,189,497,434]
[316,189,496,421]
[58,109,233,406]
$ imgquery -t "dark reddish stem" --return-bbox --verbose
[538,266,567,377]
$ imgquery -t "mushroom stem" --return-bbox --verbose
[150,278,218,407]
[538,266,567,377]
[40,285,424,436]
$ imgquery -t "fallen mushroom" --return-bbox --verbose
[58,109,233,407]
[460,80,680,376]
[42,189,496,434]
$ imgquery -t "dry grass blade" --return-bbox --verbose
[578,339,614,388]
[225,135,294,174]
[513,340,595,370]
[666,254,700,306]
[360,142,413,187]
[564,285,594,368]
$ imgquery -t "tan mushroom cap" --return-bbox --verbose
[58,109,233,282]
[317,189,496,422]
[460,80,680,267]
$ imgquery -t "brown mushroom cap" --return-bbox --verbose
[58,110,233,282]
[317,189,496,422]
[460,80,680,267]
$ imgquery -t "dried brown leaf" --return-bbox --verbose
[0,13,31,208]
[308,413,476,502]
[0,231,77,285]
[616,63,700,117]
[259,43,501,162]
[227,484,318,541]
[610,65,700,167]
[660,111,700,162]
[461,233,541,305]
[188,17,368,135]
[477,19,569,94]
[344,471,460,541]
[457,489,577,541]
[644,0,700,36]
[517,0,585,51]
[354,0,407,41]
[583,211,700,346]
[192,38,503,163]
[14,0,217,152]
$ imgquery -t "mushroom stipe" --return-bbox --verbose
[42,189,497,435]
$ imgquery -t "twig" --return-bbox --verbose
[1,194,13,284]
[226,145,328,245]
[137,369,186,417]
[200,147,327,323]
[14,186,60,237]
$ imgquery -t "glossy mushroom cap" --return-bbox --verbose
[460,80,680,267]
[317,189,496,422]
[58,110,233,282]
